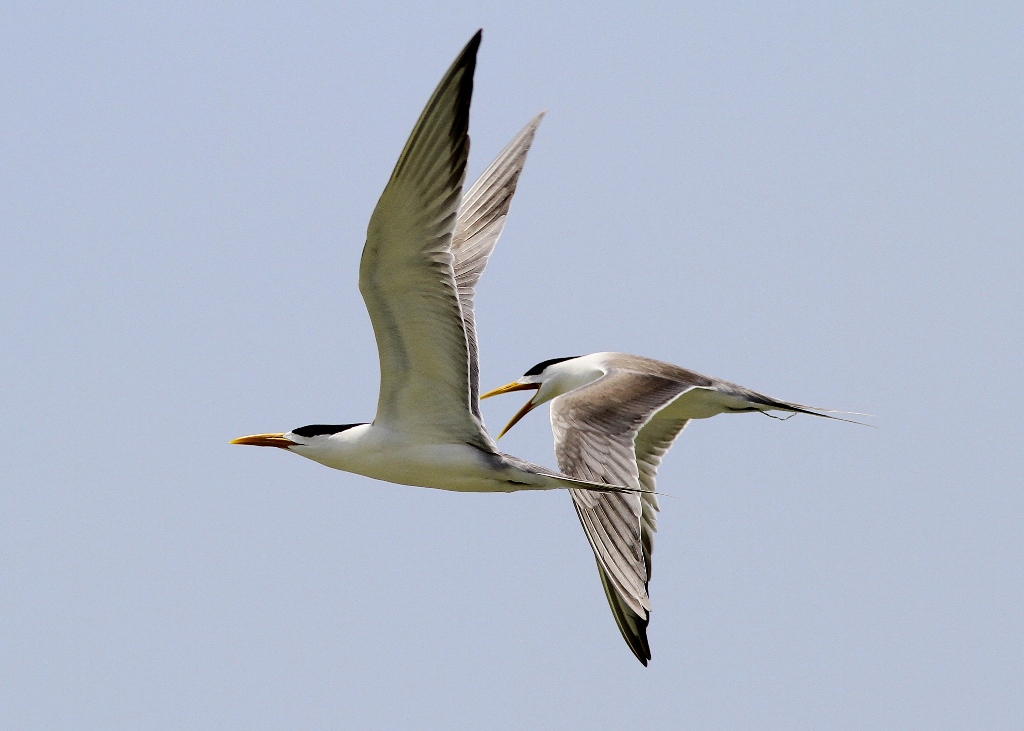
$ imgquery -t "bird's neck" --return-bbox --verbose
[538,358,606,404]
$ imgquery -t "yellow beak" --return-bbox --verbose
[480,381,541,439]
[230,433,297,450]
[480,381,539,399]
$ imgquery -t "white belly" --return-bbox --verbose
[290,426,546,493]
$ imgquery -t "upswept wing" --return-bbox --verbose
[550,369,695,665]
[452,113,545,418]
[359,32,491,448]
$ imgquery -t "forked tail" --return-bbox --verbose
[749,395,875,427]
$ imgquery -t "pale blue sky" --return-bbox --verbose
[2,3,1021,729]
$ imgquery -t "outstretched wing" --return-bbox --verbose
[452,113,545,419]
[359,32,492,449]
[550,369,696,665]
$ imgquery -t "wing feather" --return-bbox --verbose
[359,32,492,448]
[452,113,545,418]
[595,560,652,665]
[633,410,691,576]
[550,370,694,663]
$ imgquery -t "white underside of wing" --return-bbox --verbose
[657,384,765,420]
[361,218,485,443]
[358,34,492,450]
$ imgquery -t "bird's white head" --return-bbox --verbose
[481,353,608,438]
[231,423,368,458]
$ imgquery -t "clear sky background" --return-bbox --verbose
[2,3,1021,729]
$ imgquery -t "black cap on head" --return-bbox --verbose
[292,423,366,438]
[523,356,579,377]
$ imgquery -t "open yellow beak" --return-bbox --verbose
[480,381,538,399]
[230,433,297,450]
[480,381,541,439]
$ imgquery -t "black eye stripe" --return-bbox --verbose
[523,356,579,377]
[292,423,366,438]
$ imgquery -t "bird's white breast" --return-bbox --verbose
[288,424,529,493]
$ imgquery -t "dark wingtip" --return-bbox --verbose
[455,29,483,72]
[448,31,482,171]
[635,621,652,666]
[593,558,652,665]
[388,30,483,184]
[627,621,652,666]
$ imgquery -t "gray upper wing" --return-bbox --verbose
[550,369,696,664]
[359,32,492,449]
[452,113,545,419]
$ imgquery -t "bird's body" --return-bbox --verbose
[288,423,574,493]
[233,33,639,499]
[484,351,859,663]
[533,351,845,421]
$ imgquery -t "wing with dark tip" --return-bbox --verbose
[359,31,493,449]
[452,113,545,419]
[550,368,696,664]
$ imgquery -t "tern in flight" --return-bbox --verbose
[483,353,864,664]
[233,33,641,499]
